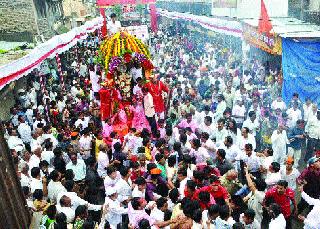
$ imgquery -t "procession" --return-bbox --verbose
[0,0,320,229]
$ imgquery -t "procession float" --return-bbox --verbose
[98,31,154,137]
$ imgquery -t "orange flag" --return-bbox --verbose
[258,0,273,34]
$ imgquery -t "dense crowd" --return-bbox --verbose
[4,17,320,229]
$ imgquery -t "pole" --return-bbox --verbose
[0,124,30,228]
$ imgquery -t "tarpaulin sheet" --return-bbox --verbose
[282,38,320,105]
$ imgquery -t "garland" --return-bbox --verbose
[99,31,151,72]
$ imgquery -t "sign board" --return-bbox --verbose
[124,25,149,41]
[242,23,282,55]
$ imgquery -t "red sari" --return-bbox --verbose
[99,87,119,121]
[145,80,169,113]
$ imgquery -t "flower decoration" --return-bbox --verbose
[123,53,132,63]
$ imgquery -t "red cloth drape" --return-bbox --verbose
[150,3,158,33]
[100,8,107,38]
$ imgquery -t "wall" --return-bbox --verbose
[0,77,29,121]
[309,0,320,11]
[212,0,289,18]
[236,0,288,18]
[0,0,37,42]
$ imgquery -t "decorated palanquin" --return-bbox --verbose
[98,32,154,137]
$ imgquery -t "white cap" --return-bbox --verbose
[18,89,25,93]
[106,188,117,196]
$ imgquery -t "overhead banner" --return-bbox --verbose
[157,9,242,38]
[282,38,320,104]
[125,25,149,41]
[242,23,282,55]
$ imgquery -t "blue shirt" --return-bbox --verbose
[288,127,305,149]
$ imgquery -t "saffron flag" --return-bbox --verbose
[258,0,273,34]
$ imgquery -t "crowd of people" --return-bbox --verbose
[4,16,320,229]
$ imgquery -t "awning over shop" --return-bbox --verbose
[242,17,320,55]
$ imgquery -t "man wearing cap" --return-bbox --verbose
[297,156,320,217]
[280,156,300,190]
[104,188,128,228]
[146,168,165,201]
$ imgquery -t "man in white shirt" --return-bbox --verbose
[56,195,75,223]
[215,94,227,121]
[265,162,282,187]
[200,132,216,159]
[143,87,157,137]
[132,177,146,198]
[79,129,92,160]
[198,116,216,139]
[177,169,189,198]
[271,125,289,164]
[298,185,320,229]
[29,146,42,170]
[237,127,256,151]
[66,153,86,182]
[7,129,25,152]
[305,111,320,162]
[107,13,121,36]
[287,102,302,128]
[195,106,215,125]
[243,111,260,137]
[237,144,262,177]
[232,99,246,127]
[303,98,313,122]
[17,116,32,144]
[115,166,132,204]
[150,197,170,229]
[57,180,102,212]
[47,170,66,203]
[30,167,47,195]
[271,96,287,111]
[97,143,110,178]
[104,166,121,191]
[215,119,228,146]
[74,113,89,131]
[223,136,241,163]
[104,189,128,227]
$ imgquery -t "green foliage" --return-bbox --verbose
[57,25,70,34]
[136,4,144,16]
[113,5,123,20]
[0,50,8,54]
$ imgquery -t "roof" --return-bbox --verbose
[242,17,320,38]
